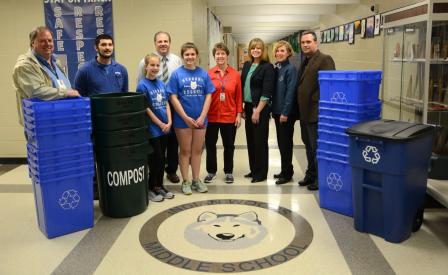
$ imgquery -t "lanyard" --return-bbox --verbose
[217,69,228,93]
[39,61,71,89]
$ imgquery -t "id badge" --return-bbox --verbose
[220,92,225,102]
[57,79,67,89]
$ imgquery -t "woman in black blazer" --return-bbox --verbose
[241,38,275,182]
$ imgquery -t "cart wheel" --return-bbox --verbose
[412,209,424,232]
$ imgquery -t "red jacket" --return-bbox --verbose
[207,65,243,123]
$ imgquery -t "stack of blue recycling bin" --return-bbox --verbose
[23,97,95,239]
[317,70,382,216]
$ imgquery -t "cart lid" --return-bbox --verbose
[346,119,434,141]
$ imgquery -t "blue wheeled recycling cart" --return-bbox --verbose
[346,120,434,243]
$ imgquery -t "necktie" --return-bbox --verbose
[161,56,169,83]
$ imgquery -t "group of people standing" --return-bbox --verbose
[13,26,335,202]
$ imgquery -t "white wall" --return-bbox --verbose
[192,0,209,68]
[0,0,209,158]
[1,0,46,158]
[224,33,238,68]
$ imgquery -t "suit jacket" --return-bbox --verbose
[296,50,335,123]
[241,60,275,105]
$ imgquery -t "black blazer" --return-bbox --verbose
[241,60,275,105]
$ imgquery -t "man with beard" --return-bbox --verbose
[75,34,128,96]
[74,34,128,201]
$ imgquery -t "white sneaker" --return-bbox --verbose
[204,173,216,183]
[192,179,208,193]
[148,191,164,202]
[156,187,175,199]
[181,180,192,195]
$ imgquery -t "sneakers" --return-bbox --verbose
[204,173,216,183]
[181,180,192,195]
[192,179,208,193]
[205,173,234,184]
[148,190,164,202]
[225,173,234,184]
[156,187,175,199]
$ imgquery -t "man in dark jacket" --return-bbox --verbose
[296,31,335,191]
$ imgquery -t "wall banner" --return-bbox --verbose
[44,0,113,84]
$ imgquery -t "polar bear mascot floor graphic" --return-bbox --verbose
[184,211,268,250]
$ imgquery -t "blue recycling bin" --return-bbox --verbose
[317,150,353,216]
[346,120,434,243]
[317,71,383,217]
[319,70,382,104]
[23,97,94,238]
[30,166,95,239]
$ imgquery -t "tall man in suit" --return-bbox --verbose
[296,31,335,191]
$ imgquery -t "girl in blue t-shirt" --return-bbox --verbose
[167,42,215,195]
[136,53,174,202]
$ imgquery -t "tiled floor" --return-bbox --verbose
[1,120,447,275]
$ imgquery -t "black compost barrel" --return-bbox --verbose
[90,92,151,218]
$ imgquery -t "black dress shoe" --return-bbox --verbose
[307,183,319,191]
[251,178,266,183]
[275,178,291,185]
[298,176,314,186]
[244,172,253,178]
[273,172,283,179]
[166,173,180,183]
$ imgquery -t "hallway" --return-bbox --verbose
[1,120,448,275]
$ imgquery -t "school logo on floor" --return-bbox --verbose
[184,211,267,249]
[139,199,313,273]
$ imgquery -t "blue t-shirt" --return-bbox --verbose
[166,66,215,128]
[74,59,129,97]
[136,78,169,138]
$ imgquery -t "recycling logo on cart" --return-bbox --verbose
[362,145,381,164]
[58,189,80,210]
[327,172,343,191]
[330,92,348,103]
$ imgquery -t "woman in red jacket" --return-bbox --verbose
[204,42,243,184]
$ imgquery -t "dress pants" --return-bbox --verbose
[165,128,178,175]
[148,135,168,189]
[205,122,237,174]
[299,121,318,181]
[273,114,295,178]
[244,103,270,180]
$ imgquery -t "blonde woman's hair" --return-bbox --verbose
[273,40,294,58]
[142,53,160,76]
[248,38,269,62]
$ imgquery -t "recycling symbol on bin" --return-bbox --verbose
[327,172,343,191]
[58,189,80,210]
[330,92,348,103]
[362,145,381,164]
